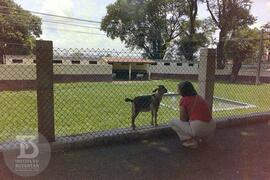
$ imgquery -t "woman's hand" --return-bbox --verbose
[180,106,189,122]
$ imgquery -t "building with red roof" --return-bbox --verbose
[100,57,156,80]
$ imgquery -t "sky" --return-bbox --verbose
[13,0,270,49]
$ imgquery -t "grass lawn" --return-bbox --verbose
[0,80,269,142]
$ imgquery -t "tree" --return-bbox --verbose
[225,27,260,82]
[101,0,187,59]
[205,0,255,69]
[262,23,270,62]
[179,0,199,61]
[176,19,211,61]
[102,0,211,61]
[0,0,42,63]
[178,0,214,61]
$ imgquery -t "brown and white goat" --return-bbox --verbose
[125,85,168,130]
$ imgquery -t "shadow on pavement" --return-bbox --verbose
[1,122,270,180]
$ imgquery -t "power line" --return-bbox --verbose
[0,7,170,30]
[0,11,102,30]
[0,10,156,33]
[43,26,107,36]
[0,7,180,31]
[33,11,101,24]
[42,20,101,29]
[0,5,101,24]
[0,12,264,41]
[1,6,267,42]
[0,11,107,36]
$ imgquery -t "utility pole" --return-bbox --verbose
[255,29,264,85]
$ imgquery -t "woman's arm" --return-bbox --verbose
[180,106,189,122]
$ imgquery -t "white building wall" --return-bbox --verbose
[149,62,270,76]
[4,55,35,65]
[0,61,269,81]
[3,55,98,65]
[0,64,112,80]
[149,62,199,74]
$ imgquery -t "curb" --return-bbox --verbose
[216,112,270,129]
[50,112,270,152]
[1,112,270,152]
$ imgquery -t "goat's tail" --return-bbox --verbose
[125,98,133,102]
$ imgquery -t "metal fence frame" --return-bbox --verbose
[1,40,269,149]
[34,40,215,143]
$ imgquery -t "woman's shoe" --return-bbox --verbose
[182,139,198,148]
[197,137,208,144]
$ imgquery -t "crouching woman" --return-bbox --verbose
[170,81,216,148]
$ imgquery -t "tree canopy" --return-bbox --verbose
[0,0,42,55]
[101,0,185,59]
[225,26,270,81]
[101,0,210,61]
[205,0,256,68]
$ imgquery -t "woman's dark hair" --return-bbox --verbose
[178,81,197,96]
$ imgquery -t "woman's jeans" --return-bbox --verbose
[169,119,216,141]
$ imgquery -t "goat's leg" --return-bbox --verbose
[150,110,154,126]
[154,110,158,127]
[131,109,139,130]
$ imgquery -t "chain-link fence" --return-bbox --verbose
[0,43,37,145]
[0,41,269,148]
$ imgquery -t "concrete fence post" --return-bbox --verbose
[198,49,216,114]
[36,40,55,142]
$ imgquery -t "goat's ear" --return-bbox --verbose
[152,88,158,93]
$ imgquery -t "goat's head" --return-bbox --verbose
[153,85,168,95]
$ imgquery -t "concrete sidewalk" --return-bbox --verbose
[1,122,270,180]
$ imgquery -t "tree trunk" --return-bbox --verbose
[217,30,226,69]
[230,58,242,82]
[0,47,3,64]
[161,43,167,59]
[187,0,197,62]
[157,39,162,59]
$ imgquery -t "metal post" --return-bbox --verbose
[148,64,151,80]
[256,29,264,85]
[36,40,55,142]
[198,49,216,114]
[129,63,132,80]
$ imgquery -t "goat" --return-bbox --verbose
[125,85,168,130]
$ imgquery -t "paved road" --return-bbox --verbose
[1,122,270,180]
